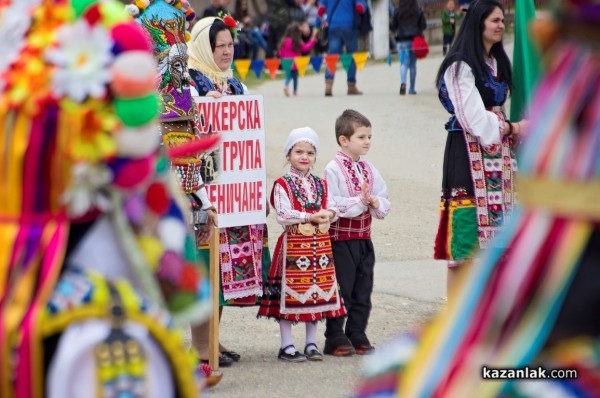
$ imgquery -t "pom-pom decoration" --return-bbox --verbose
[146,182,171,215]
[114,124,160,158]
[114,94,159,127]
[71,0,98,18]
[125,3,139,16]
[110,51,157,97]
[158,217,188,251]
[110,22,153,53]
[110,154,156,189]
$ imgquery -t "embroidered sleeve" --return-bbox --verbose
[273,182,311,225]
[323,163,368,218]
[322,180,339,222]
[444,62,502,147]
[368,165,391,219]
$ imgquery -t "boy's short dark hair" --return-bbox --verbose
[335,109,371,146]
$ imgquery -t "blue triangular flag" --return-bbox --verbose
[310,56,323,74]
[250,59,265,79]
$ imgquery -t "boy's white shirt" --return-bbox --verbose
[273,168,339,226]
[323,151,390,220]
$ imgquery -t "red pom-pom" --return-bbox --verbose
[317,5,326,17]
[355,3,364,14]
[83,3,102,25]
[145,182,170,215]
[110,22,153,54]
[179,264,199,291]
[223,15,237,28]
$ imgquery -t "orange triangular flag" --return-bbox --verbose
[293,56,310,77]
[324,54,339,75]
[264,58,281,79]
[234,59,251,80]
[352,52,368,71]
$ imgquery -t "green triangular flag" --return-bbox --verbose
[281,58,294,77]
[340,53,354,74]
[510,0,542,120]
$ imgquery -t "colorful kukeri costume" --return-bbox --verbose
[434,57,517,261]
[0,0,211,397]
[354,2,600,397]
[187,17,270,306]
[258,167,346,323]
[128,0,216,239]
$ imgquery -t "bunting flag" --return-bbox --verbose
[324,54,340,75]
[250,59,265,79]
[229,52,374,80]
[234,59,251,80]
[264,57,281,79]
[510,0,542,120]
[387,52,392,66]
[352,51,368,71]
[310,56,323,73]
[280,58,294,77]
[340,53,354,74]
[293,56,310,77]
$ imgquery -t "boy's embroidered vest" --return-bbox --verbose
[330,154,374,241]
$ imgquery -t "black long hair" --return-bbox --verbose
[435,0,512,90]
[209,20,233,52]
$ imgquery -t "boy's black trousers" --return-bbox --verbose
[325,239,375,342]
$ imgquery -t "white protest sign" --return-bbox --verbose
[193,94,267,228]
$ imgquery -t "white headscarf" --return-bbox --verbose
[284,127,320,156]
[187,17,233,89]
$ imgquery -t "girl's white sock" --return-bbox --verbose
[279,320,295,354]
[305,322,317,347]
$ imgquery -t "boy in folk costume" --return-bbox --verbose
[258,127,346,362]
[323,109,391,356]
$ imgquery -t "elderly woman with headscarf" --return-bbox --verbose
[186,16,271,369]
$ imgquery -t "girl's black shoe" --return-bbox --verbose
[278,345,306,362]
[304,343,323,361]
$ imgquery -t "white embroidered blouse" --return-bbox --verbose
[444,58,506,147]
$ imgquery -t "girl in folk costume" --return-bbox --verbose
[258,127,346,362]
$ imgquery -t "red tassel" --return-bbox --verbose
[166,134,220,158]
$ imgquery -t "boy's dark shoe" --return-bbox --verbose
[278,345,307,362]
[323,336,356,357]
[348,334,375,355]
[400,84,406,95]
[304,343,323,361]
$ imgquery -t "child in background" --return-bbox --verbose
[258,127,346,362]
[279,22,318,96]
[441,0,460,55]
[323,109,391,356]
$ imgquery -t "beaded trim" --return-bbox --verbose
[173,162,202,194]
